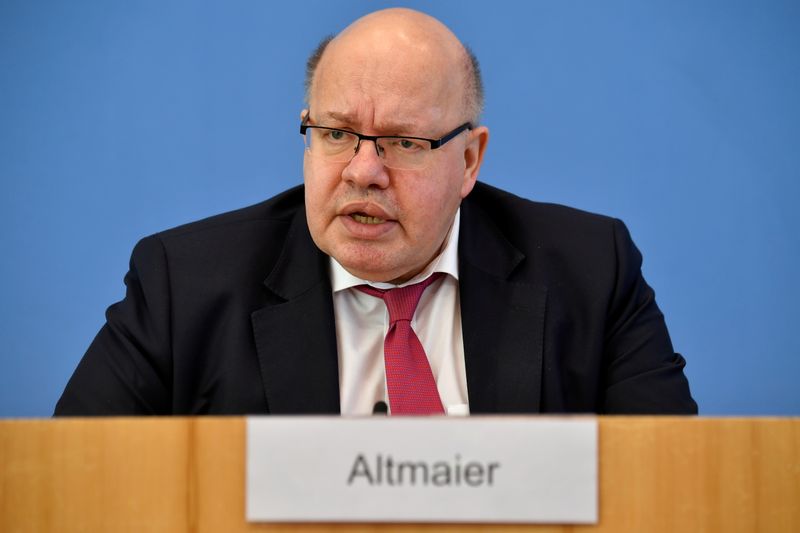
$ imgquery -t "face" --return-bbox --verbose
[303,35,488,284]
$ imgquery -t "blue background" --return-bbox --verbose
[1,1,798,417]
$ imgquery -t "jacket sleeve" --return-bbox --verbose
[601,219,698,414]
[54,236,172,415]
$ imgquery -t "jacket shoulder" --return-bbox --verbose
[466,182,620,247]
[155,185,305,241]
[127,185,307,287]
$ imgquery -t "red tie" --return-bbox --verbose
[356,273,445,415]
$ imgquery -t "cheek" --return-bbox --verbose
[425,164,467,210]
[303,159,331,238]
[402,180,461,238]
[432,169,468,221]
[304,159,334,208]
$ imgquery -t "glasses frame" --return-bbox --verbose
[300,115,473,162]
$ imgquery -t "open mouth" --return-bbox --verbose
[350,213,386,225]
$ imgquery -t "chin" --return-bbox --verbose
[333,241,424,283]
[343,262,396,283]
[337,256,399,283]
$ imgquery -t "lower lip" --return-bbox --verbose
[338,214,398,239]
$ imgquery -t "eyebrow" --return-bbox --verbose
[318,111,355,124]
[316,111,422,136]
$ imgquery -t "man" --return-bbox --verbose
[55,8,696,416]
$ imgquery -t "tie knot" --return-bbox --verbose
[356,273,443,323]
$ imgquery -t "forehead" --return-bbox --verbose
[309,39,463,134]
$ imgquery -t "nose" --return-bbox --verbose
[341,139,390,189]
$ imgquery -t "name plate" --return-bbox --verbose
[246,417,597,524]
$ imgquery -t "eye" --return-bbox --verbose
[395,138,425,152]
[328,129,348,141]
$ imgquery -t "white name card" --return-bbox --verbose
[246,417,597,524]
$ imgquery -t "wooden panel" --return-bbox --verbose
[0,418,190,533]
[1,417,798,532]
[598,417,799,533]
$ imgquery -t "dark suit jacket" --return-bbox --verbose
[55,183,696,415]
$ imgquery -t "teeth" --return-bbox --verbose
[351,213,385,224]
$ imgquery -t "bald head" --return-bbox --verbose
[301,8,491,284]
[305,8,483,125]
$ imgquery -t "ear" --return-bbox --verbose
[460,125,489,198]
[300,109,310,121]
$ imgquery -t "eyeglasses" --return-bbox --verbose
[300,116,472,170]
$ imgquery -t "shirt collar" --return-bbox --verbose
[330,208,460,292]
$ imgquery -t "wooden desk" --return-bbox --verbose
[1,417,797,532]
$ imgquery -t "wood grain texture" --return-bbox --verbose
[1,417,797,532]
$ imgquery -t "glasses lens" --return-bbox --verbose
[307,128,358,162]
[377,137,431,170]
[303,127,433,170]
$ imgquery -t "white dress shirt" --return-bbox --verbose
[330,209,469,416]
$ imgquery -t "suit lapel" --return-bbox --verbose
[459,197,547,413]
[250,207,340,414]
[248,190,546,415]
